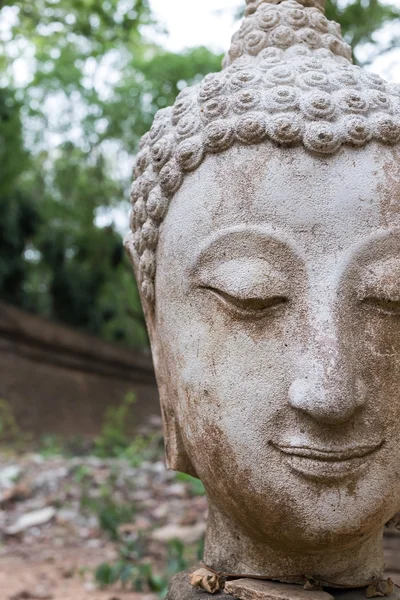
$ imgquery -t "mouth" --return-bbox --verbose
[271,441,384,481]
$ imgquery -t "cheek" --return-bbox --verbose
[161,311,302,457]
[354,315,400,451]
[359,316,400,398]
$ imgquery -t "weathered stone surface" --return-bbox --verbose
[126,0,400,590]
[168,572,400,600]
[225,579,334,600]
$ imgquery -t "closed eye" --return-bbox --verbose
[203,286,289,318]
[362,296,400,316]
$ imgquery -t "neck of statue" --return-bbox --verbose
[203,503,384,588]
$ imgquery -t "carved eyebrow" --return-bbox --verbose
[349,230,400,261]
[335,229,400,287]
[357,258,400,293]
[362,257,400,276]
[189,225,305,274]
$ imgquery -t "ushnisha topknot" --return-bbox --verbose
[126,0,400,305]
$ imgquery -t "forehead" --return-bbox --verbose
[159,142,400,264]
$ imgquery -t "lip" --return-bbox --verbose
[271,441,384,481]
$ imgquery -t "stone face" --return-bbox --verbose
[152,142,400,586]
[225,579,333,600]
[125,0,400,591]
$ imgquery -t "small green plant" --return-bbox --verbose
[72,464,91,484]
[79,470,135,540]
[93,391,164,465]
[94,537,199,596]
[99,501,134,541]
[80,490,135,541]
[0,398,32,451]
[123,431,164,467]
[94,392,136,458]
[39,434,64,456]
[175,472,206,496]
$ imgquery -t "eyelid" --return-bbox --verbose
[360,277,400,314]
[196,259,290,300]
[203,286,289,318]
[363,292,400,302]
[359,284,400,303]
[200,280,288,301]
[361,296,400,316]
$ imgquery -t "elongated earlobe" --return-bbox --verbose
[161,404,198,478]
[141,279,198,479]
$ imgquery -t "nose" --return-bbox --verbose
[288,318,366,426]
[289,376,366,425]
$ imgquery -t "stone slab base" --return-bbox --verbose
[166,570,400,600]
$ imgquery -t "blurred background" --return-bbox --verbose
[2,0,400,352]
[0,0,400,598]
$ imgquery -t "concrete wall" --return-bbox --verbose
[0,302,159,438]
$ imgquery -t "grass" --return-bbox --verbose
[95,537,204,595]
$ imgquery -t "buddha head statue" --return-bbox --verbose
[125,0,400,588]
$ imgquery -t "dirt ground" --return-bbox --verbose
[0,546,157,600]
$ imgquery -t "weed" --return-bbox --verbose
[0,398,32,451]
[122,431,164,467]
[94,392,136,458]
[80,486,135,541]
[94,536,203,596]
[93,391,164,465]
[39,434,64,456]
[32,392,164,464]
[175,472,205,496]
[72,465,91,484]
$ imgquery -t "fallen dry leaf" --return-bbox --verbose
[366,578,395,598]
[304,579,323,591]
[189,567,222,594]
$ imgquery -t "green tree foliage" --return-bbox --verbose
[0,0,220,346]
[0,88,41,309]
[325,0,400,62]
[0,0,398,346]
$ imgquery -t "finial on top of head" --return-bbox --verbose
[245,0,326,16]
[224,0,350,68]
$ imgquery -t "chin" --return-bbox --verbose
[232,479,391,553]
[249,514,381,555]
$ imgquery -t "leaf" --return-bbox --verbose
[366,579,395,598]
[189,568,223,594]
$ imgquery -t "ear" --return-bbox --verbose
[142,292,199,479]
[160,401,198,478]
